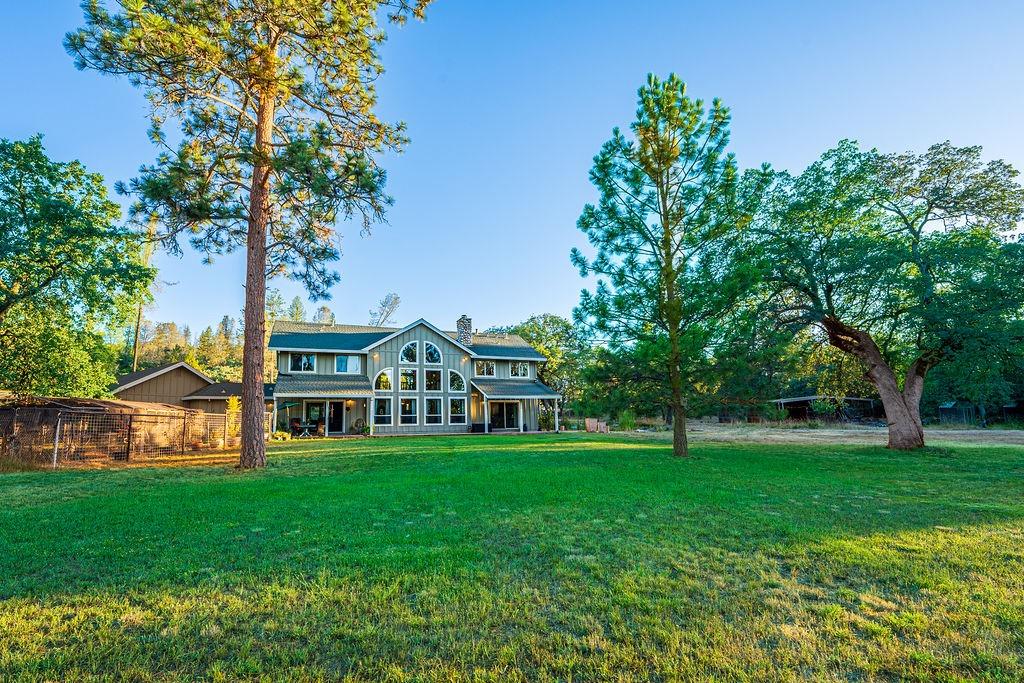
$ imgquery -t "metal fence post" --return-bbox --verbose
[51,414,63,469]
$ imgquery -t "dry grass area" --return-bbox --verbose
[659,422,1024,447]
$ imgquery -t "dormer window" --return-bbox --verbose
[400,341,417,364]
[289,353,315,373]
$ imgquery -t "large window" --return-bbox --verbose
[449,398,467,424]
[335,354,361,374]
[424,342,442,364]
[289,353,315,372]
[510,361,529,378]
[425,369,442,392]
[474,360,495,377]
[374,369,393,391]
[400,398,417,425]
[400,341,418,364]
[400,368,418,391]
[374,398,392,425]
[448,370,466,392]
[425,398,443,424]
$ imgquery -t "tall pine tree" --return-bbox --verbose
[67,0,431,468]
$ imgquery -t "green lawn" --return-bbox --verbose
[1,434,1023,681]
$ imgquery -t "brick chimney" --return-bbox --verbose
[456,315,473,346]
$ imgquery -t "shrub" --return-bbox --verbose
[618,409,637,431]
[271,431,291,441]
[539,410,555,431]
[761,403,788,423]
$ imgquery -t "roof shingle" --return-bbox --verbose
[273,373,374,397]
[470,378,560,399]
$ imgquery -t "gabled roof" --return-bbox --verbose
[268,319,547,360]
[470,378,561,399]
[362,318,476,356]
[181,382,275,401]
[113,361,214,393]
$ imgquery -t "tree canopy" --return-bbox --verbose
[67,0,431,467]
[757,140,1024,447]
[0,136,152,322]
[571,74,765,456]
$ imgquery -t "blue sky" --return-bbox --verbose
[3,1,1023,334]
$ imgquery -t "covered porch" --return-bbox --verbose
[470,378,561,433]
[272,373,373,437]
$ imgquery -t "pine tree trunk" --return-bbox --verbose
[238,92,275,470]
[671,400,689,457]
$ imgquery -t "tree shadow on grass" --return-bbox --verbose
[1,436,1022,678]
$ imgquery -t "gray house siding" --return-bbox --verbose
[369,324,473,435]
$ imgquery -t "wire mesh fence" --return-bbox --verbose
[0,406,271,468]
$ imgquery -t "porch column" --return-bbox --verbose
[369,397,374,435]
[483,398,489,433]
[554,398,560,432]
[272,400,278,434]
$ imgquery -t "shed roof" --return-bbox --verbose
[470,378,560,399]
[182,382,275,401]
[0,395,190,414]
[273,373,374,398]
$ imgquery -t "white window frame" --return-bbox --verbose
[334,354,362,375]
[474,360,496,377]
[423,368,443,393]
[448,369,466,393]
[448,397,467,425]
[373,397,393,426]
[425,397,443,424]
[399,397,418,425]
[400,341,418,364]
[374,368,394,392]
[510,361,530,378]
[289,352,316,373]
[423,341,443,365]
[399,368,418,392]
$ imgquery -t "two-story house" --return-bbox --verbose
[268,315,561,435]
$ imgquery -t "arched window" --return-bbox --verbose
[374,368,393,391]
[400,341,417,364]
[448,369,466,393]
[424,341,442,364]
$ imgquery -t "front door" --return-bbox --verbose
[328,401,345,435]
[489,401,519,430]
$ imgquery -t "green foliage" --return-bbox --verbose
[757,140,1024,440]
[617,409,637,431]
[809,399,837,417]
[491,314,591,406]
[571,74,768,452]
[760,402,788,423]
[288,297,307,323]
[0,304,118,397]
[0,136,152,322]
[66,0,431,297]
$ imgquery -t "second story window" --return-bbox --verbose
[474,360,495,377]
[334,354,361,374]
[400,341,417,364]
[424,342,442,364]
[289,353,315,372]
[510,361,529,378]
